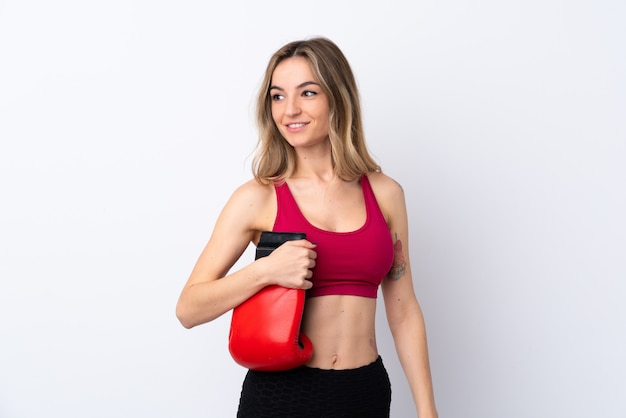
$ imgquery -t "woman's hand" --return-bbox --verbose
[258,239,317,289]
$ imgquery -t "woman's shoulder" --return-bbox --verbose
[236,177,272,190]
[365,171,405,200]
[213,178,278,235]
[228,178,276,207]
[225,177,275,213]
[364,172,407,225]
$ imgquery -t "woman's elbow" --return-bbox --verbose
[176,301,196,329]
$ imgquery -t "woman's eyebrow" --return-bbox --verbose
[269,81,320,91]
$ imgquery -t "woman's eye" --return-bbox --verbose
[271,94,284,101]
[303,90,317,97]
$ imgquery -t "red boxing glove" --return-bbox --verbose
[228,285,313,371]
[228,232,313,371]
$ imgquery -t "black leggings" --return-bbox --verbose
[237,356,391,418]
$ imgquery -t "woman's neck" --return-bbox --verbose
[291,146,335,183]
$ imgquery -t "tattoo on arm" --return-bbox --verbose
[388,234,407,280]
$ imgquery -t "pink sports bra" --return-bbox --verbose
[273,175,394,298]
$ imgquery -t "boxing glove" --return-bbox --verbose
[228,232,313,371]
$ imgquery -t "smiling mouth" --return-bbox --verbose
[286,123,307,128]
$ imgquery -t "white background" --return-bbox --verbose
[1,1,624,417]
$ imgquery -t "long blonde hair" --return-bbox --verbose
[252,37,380,183]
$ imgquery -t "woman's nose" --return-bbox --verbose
[285,97,301,116]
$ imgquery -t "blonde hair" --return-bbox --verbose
[252,37,380,183]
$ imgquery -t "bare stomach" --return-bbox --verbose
[300,295,379,370]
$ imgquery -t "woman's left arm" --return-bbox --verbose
[372,173,438,418]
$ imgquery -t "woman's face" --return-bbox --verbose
[269,57,330,149]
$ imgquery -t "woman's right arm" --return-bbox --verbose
[175,180,316,329]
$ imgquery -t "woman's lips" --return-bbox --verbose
[285,122,308,132]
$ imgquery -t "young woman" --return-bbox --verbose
[176,37,438,418]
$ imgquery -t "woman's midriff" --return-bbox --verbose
[300,294,379,370]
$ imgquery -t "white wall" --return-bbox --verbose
[1,1,624,417]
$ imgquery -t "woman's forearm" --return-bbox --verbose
[176,261,269,328]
